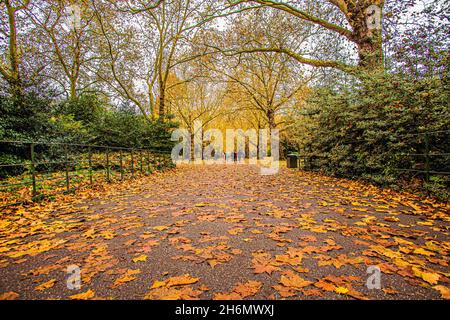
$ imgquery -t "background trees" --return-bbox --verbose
[0,0,448,196]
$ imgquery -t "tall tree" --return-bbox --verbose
[26,0,96,100]
[93,0,214,119]
[228,0,385,75]
[0,0,30,96]
[206,9,315,132]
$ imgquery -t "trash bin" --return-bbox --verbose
[287,154,298,168]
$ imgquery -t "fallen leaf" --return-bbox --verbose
[35,279,57,291]
[132,255,148,263]
[69,289,95,300]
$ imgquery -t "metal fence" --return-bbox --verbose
[0,140,172,208]
[294,130,450,180]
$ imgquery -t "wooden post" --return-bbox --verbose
[30,143,37,197]
[131,148,134,178]
[64,144,70,192]
[140,150,143,173]
[120,150,124,180]
[88,147,93,185]
[424,133,430,182]
[106,147,110,182]
[147,150,150,174]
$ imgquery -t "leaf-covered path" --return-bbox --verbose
[0,164,449,300]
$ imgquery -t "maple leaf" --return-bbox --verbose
[145,274,203,300]
[112,269,141,288]
[234,281,262,298]
[302,288,324,297]
[275,253,302,266]
[421,272,441,285]
[145,286,203,300]
[166,275,199,287]
[279,271,313,290]
[382,288,399,295]
[251,251,280,275]
[433,285,450,299]
[153,225,169,231]
[214,281,262,300]
[213,292,242,300]
[35,279,57,291]
[0,291,19,300]
[413,248,435,257]
[69,289,95,300]
[150,274,199,290]
[194,203,207,207]
[132,255,148,263]
[335,286,349,294]
[412,267,441,285]
[314,279,336,292]
[151,280,167,289]
[272,285,296,298]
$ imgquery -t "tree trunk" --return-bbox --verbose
[158,83,165,118]
[348,1,385,73]
[5,2,23,97]
[70,80,77,100]
[267,109,276,157]
[267,109,276,132]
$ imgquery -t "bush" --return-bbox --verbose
[297,73,449,199]
[0,92,177,178]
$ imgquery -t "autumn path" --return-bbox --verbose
[0,164,449,300]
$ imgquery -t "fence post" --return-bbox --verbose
[64,144,70,192]
[106,147,110,182]
[88,147,93,185]
[30,143,37,197]
[147,150,150,174]
[120,149,124,180]
[424,132,430,182]
[131,148,134,178]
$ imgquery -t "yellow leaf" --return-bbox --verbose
[279,271,313,289]
[412,267,440,285]
[151,280,167,289]
[132,255,148,263]
[433,285,450,299]
[335,287,349,294]
[422,272,440,285]
[112,269,141,288]
[35,279,57,291]
[166,274,199,287]
[195,203,207,207]
[153,225,169,231]
[69,289,95,300]
[0,291,19,300]
[413,248,435,257]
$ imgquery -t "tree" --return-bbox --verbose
[384,0,449,80]
[26,0,96,100]
[0,0,30,96]
[228,0,385,75]
[207,9,315,132]
[93,0,217,119]
[172,78,226,145]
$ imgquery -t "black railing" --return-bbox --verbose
[292,130,450,180]
[0,140,172,208]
